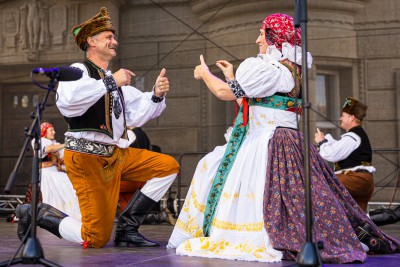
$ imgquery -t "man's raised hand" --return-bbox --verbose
[113,68,135,87]
[154,68,169,97]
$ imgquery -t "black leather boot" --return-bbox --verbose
[114,190,160,247]
[393,206,400,220]
[144,208,176,225]
[16,203,67,241]
[369,208,398,226]
[356,223,391,254]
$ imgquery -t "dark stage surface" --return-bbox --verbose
[0,217,399,267]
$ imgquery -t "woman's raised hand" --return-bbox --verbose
[194,55,209,80]
[216,60,234,82]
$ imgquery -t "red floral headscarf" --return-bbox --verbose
[40,122,53,138]
[260,13,301,49]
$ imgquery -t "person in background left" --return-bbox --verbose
[19,122,81,224]
[30,122,81,220]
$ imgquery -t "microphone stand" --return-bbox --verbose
[0,74,61,267]
[292,0,323,266]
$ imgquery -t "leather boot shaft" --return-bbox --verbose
[370,207,399,226]
[114,190,159,247]
[37,203,68,238]
[393,206,400,220]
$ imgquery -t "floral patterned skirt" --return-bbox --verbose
[264,128,400,263]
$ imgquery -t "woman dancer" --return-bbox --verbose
[168,13,400,263]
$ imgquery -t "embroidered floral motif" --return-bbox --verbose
[99,148,124,182]
[221,192,230,201]
[103,75,118,92]
[103,75,122,119]
[176,217,203,238]
[203,106,249,237]
[112,91,122,119]
[211,218,264,232]
[228,79,246,98]
[191,190,206,213]
[151,94,164,103]
[183,240,193,252]
[234,240,270,259]
[249,94,302,114]
[180,238,278,260]
[199,238,230,252]
[247,192,256,201]
[182,202,189,213]
[65,136,115,157]
[201,162,207,172]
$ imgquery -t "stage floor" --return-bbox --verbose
[0,217,399,267]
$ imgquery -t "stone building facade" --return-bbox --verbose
[0,0,399,204]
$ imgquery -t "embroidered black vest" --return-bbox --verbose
[64,59,126,139]
[335,126,372,171]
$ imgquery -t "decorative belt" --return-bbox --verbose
[248,94,302,114]
[354,169,371,174]
[335,161,371,172]
[342,169,371,175]
[64,136,115,157]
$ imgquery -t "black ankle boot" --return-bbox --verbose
[356,223,391,254]
[16,203,67,241]
[114,191,159,247]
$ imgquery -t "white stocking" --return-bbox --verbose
[59,216,83,244]
[141,173,177,201]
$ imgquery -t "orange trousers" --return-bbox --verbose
[64,147,179,248]
[336,171,374,212]
[119,181,145,212]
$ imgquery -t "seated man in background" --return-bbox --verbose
[315,97,375,212]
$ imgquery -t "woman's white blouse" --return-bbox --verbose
[235,57,295,98]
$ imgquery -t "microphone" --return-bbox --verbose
[32,66,83,81]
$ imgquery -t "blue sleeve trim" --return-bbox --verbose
[228,79,246,98]
[103,75,118,92]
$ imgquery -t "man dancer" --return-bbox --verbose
[315,97,374,212]
[17,7,180,248]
